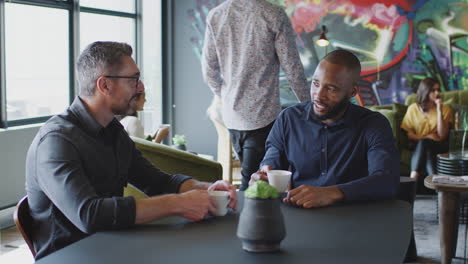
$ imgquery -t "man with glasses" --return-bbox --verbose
[25,41,237,260]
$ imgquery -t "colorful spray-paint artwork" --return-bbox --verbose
[189,0,467,106]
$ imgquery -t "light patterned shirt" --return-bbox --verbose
[202,0,310,131]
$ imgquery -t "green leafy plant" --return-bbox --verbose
[245,181,280,199]
[172,134,187,146]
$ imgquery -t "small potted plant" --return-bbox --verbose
[172,134,187,151]
[237,181,286,252]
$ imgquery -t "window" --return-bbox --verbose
[5,4,69,122]
[79,1,137,52]
[141,0,162,135]
[80,0,135,13]
[80,13,136,53]
[0,0,162,128]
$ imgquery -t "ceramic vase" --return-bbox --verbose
[173,144,186,151]
[237,197,286,252]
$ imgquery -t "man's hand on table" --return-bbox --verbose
[174,179,237,221]
[283,185,344,208]
[175,190,217,221]
[249,165,272,185]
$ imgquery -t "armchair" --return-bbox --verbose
[124,136,223,198]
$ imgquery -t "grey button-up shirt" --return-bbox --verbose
[26,97,191,260]
[202,0,310,131]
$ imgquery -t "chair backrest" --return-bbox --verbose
[210,116,234,183]
[13,196,36,257]
[398,177,416,205]
[405,89,468,107]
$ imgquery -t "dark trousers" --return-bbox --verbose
[411,139,448,175]
[229,122,274,191]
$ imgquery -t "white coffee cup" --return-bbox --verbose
[208,191,230,216]
[267,170,292,192]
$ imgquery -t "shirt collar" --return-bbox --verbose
[69,97,123,137]
[302,101,313,121]
[303,101,358,127]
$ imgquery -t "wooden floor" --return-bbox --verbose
[0,225,34,264]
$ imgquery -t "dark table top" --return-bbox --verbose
[37,195,411,264]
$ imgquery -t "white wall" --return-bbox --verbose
[0,125,40,209]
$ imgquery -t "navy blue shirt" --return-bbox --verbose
[261,102,399,201]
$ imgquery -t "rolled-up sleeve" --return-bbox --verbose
[36,134,136,234]
[337,115,400,201]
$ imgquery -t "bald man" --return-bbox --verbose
[252,50,399,208]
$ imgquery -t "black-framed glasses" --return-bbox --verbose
[104,75,140,88]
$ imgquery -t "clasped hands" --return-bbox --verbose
[250,166,344,208]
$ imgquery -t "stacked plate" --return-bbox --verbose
[436,153,468,176]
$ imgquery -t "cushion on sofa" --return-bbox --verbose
[392,103,408,116]
[392,103,408,148]
[367,105,393,111]
[372,109,397,139]
[405,90,464,108]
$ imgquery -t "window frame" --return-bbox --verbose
[0,0,6,128]
[0,0,142,128]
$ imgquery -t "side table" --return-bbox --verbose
[424,175,468,264]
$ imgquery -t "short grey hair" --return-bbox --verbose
[76,41,133,96]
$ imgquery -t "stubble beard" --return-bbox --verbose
[112,94,140,116]
[311,96,350,121]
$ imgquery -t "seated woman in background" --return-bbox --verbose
[401,77,454,179]
[119,92,169,143]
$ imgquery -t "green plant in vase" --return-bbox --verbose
[237,181,285,252]
[172,134,187,151]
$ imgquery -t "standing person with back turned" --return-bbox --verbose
[202,0,310,190]
[26,41,237,260]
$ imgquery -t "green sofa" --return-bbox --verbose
[124,136,223,198]
[368,89,468,176]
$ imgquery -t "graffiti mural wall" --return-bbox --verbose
[188,0,467,106]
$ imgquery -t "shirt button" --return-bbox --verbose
[324,126,328,129]
[321,172,326,176]
[321,148,325,152]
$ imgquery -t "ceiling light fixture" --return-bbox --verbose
[316,25,329,47]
